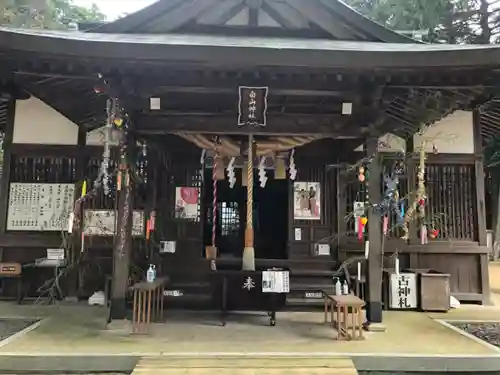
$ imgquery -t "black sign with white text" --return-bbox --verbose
[238,86,268,126]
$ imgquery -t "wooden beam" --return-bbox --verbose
[261,0,308,29]
[142,85,352,97]
[248,0,259,26]
[366,136,383,326]
[137,113,369,136]
[146,0,222,32]
[473,108,490,305]
[0,99,15,234]
[197,0,246,25]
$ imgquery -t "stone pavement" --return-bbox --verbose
[0,301,499,373]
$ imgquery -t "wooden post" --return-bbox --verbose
[365,137,384,327]
[0,99,15,234]
[473,109,490,305]
[242,134,255,271]
[110,130,134,320]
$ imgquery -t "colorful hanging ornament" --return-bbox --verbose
[383,216,389,235]
[429,228,439,239]
[358,166,365,182]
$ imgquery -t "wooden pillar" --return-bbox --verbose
[110,130,134,320]
[68,126,87,298]
[0,99,15,234]
[366,137,383,326]
[473,109,491,305]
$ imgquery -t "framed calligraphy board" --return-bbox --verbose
[238,86,268,126]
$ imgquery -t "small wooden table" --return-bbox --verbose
[130,276,168,334]
[323,292,365,340]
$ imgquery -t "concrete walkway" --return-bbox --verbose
[0,301,499,372]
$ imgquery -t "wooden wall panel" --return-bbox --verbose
[288,164,337,259]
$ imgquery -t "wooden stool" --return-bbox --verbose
[131,276,168,334]
[323,292,365,341]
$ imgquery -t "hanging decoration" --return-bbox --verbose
[354,165,368,242]
[374,160,404,236]
[401,140,427,241]
[177,133,320,157]
[289,149,297,181]
[226,157,236,188]
[258,156,267,188]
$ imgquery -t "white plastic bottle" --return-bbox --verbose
[146,264,155,283]
[334,278,341,295]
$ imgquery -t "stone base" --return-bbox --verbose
[106,319,132,336]
[363,322,387,332]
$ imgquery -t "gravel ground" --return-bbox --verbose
[0,318,38,342]
[453,322,500,348]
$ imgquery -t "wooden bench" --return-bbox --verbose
[130,276,169,334]
[323,292,365,341]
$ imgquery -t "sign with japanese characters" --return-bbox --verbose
[389,272,417,309]
[238,86,268,126]
[262,270,290,293]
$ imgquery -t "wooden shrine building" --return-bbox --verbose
[0,0,498,324]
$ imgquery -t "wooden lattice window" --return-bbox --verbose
[426,164,477,240]
[219,201,240,236]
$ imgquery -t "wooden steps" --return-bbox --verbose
[132,356,358,375]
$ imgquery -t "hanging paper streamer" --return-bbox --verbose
[383,216,389,235]
[68,212,74,234]
[258,156,267,188]
[200,149,206,182]
[400,202,405,218]
[357,261,361,281]
[395,255,400,277]
[420,225,428,244]
[289,149,297,180]
[364,240,370,259]
[226,157,236,188]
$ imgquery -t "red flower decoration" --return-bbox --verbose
[418,198,425,206]
[429,229,439,239]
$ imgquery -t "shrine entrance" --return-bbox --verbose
[202,168,289,260]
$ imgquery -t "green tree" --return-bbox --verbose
[344,0,499,44]
[0,0,105,29]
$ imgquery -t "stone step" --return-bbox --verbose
[132,356,358,375]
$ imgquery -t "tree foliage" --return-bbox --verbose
[344,0,500,44]
[0,0,105,29]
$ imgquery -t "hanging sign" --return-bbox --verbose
[238,86,268,127]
